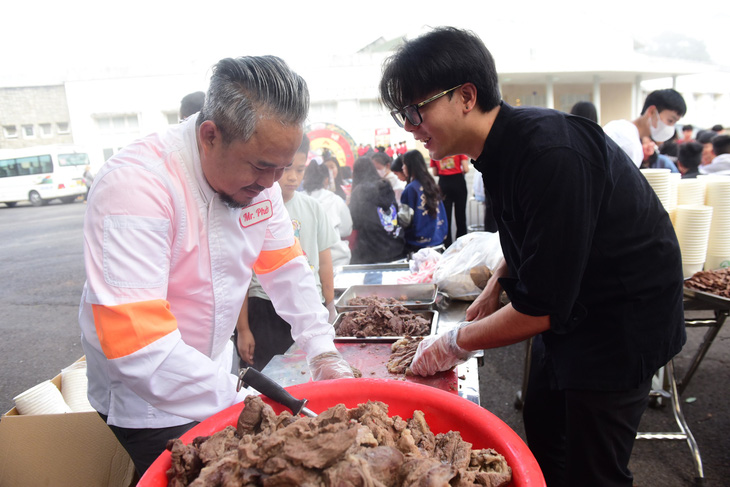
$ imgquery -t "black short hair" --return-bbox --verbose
[711,124,724,132]
[678,142,702,170]
[712,135,730,156]
[696,130,718,145]
[641,89,687,117]
[371,151,392,168]
[570,101,598,123]
[682,124,694,132]
[379,27,501,113]
[180,91,205,119]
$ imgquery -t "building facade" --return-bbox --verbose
[0,85,74,150]
[1,32,728,168]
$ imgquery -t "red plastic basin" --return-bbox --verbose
[139,378,545,486]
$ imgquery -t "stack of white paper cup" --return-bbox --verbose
[704,177,730,270]
[674,204,714,277]
[677,178,706,206]
[61,361,95,412]
[13,380,73,415]
[667,173,681,225]
[641,168,672,210]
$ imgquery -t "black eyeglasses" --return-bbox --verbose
[390,84,463,128]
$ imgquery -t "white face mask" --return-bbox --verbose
[650,110,676,142]
[376,168,386,178]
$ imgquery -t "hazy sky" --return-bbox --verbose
[3,0,729,84]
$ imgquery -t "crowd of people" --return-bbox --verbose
[293,145,460,267]
[570,95,728,180]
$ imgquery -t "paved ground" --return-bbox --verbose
[476,310,730,487]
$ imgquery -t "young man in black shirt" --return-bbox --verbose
[380,27,686,486]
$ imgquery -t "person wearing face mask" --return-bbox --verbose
[603,89,687,168]
[372,151,405,201]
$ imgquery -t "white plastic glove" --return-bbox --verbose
[325,301,337,324]
[308,351,355,381]
[409,322,477,376]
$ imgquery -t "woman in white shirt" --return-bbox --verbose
[302,161,352,268]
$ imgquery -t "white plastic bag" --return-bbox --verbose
[433,232,503,300]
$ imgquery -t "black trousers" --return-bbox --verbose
[245,296,295,371]
[522,337,651,487]
[438,173,468,247]
[99,413,197,477]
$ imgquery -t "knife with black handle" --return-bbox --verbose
[237,367,317,417]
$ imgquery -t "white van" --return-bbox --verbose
[0,145,90,207]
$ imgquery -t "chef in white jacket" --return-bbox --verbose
[78,55,353,476]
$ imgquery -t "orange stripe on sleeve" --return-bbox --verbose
[92,299,178,359]
[253,239,304,275]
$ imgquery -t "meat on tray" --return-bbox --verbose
[166,395,512,487]
[387,337,423,375]
[348,295,407,306]
[337,300,430,337]
[685,267,730,298]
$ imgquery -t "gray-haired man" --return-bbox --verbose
[79,56,353,475]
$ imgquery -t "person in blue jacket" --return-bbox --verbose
[399,150,447,252]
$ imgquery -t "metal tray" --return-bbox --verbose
[684,286,730,309]
[333,309,439,342]
[335,284,437,313]
[334,262,413,292]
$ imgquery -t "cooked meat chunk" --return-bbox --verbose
[166,395,512,487]
[685,267,730,298]
[337,302,430,337]
[387,337,423,374]
[348,296,402,306]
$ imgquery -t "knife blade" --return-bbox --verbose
[237,367,317,417]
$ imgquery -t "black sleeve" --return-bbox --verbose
[501,147,604,333]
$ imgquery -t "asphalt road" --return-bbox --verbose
[1,197,729,486]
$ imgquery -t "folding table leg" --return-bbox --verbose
[678,309,728,396]
[636,360,704,484]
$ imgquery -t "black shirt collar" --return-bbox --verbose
[474,101,510,172]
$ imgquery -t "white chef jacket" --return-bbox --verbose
[79,116,337,428]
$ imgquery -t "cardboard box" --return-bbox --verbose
[0,358,136,487]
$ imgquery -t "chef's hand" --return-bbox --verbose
[466,258,507,321]
[465,286,501,321]
[236,328,255,365]
[308,351,355,381]
[325,301,337,323]
[410,322,477,377]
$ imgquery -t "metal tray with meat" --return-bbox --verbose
[684,268,730,309]
[334,284,437,313]
[332,303,439,342]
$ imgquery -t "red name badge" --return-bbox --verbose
[239,200,273,228]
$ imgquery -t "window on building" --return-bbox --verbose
[3,125,17,138]
[57,122,70,134]
[96,114,139,134]
[22,125,35,138]
[358,99,383,116]
[309,101,337,122]
[40,123,52,137]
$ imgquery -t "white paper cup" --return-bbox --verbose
[14,380,72,415]
[61,364,94,412]
[704,255,730,271]
[683,262,705,278]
